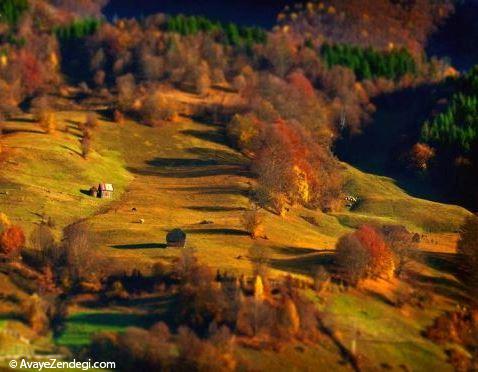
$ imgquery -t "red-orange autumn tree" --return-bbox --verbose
[17,50,43,96]
[0,225,26,257]
[408,143,435,170]
[286,70,315,99]
[355,225,395,278]
[336,225,395,285]
[253,119,330,214]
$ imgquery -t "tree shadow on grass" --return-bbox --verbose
[420,251,462,276]
[96,108,114,122]
[2,128,43,135]
[364,289,396,307]
[146,149,247,168]
[188,113,226,127]
[187,147,248,166]
[80,294,175,311]
[0,313,21,322]
[406,271,471,303]
[60,145,82,156]
[269,246,320,256]
[65,123,82,136]
[269,251,336,277]
[66,312,158,328]
[111,243,168,249]
[80,189,93,196]
[180,129,226,146]
[7,117,36,124]
[161,185,251,197]
[129,143,251,179]
[129,165,252,179]
[183,228,249,236]
[147,157,219,167]
[211,84,236,93]
[187,205,246,212]
[65,119,81,126]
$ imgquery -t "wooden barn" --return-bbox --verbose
[98,183,114,199]
[166,228,186,248]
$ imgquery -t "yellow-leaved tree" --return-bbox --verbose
[0,212,11,233]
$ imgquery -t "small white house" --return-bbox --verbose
[98,183,114,199]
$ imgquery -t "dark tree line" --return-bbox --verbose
[53,17,102,42]
[416,66,478,209]
[320,43,416,80]
[165,14,267,47]
[0,0,28,26]
[421,67,478,153]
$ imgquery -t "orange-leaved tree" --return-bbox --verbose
[287,70,315,99]
[0,225,26,258]
[355,225,395,279]
[408,143,435,171]
[336,225,395,285]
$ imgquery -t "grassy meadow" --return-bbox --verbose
[0,96,473,370]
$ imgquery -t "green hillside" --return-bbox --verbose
[0,102,472,370]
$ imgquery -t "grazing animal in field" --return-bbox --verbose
[139,219,145,224]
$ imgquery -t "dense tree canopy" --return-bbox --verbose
[165,14,267,47]
[321,43,416,80]
[421,67,478,153]
[53,17,102,41]
[0,0,28,26]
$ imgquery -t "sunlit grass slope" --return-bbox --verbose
[0,108,470,274]
[86,110,470,275]
[335,164,471,233]
[0,112,131,235]
[0,105,472,371]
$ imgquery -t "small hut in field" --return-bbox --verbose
[166,228,186,248]
[98,183,114,199]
